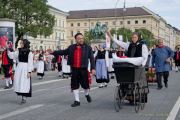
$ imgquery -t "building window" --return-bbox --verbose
[112,21,116,25]
[77,23,80,26]
[84,23,87,26]
[71,31,74,37]
[63,33,64,39]
[135,20,138,24]
[91,22,94,26]
[56,32,59,40]
[55,19,57,26]
[120,21,123,25]
[62,21,64,27]
[77,30,80,33]
[127,21,131,24]
[71,23,74,27]
[105,22,108,25]
[59,20,61,27]
[143,20,146,24]
[59,33,61,39]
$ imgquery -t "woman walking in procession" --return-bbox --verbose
[94,44,109,88]
[37,50,45,79]
[8,39,34,104]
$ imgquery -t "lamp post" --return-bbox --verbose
[123,0,126,42]
[114,0,120,34]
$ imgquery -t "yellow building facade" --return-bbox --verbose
[67,7,177,50]
[176,31,180,47]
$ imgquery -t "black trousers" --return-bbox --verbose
[175,60,180,66]
[2,65,11,78]
[57,63,62,72]
[71,68,89,90]
[156,71,169,88]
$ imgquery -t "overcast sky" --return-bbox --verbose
[48,0,180,29]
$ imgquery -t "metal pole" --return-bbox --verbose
[123,0,126,42]
[114,0,120,34]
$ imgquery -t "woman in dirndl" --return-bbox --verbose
[37,50,45,79]
[62,55,71,78]
[8,39,33,104]
[94,44,109,88]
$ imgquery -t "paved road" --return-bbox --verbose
[0,70,180,120]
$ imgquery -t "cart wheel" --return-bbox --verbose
[141,87,146,110]
[114,86,122,112]
[134,85,140,113]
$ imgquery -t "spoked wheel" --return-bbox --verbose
[134,84,141,113]
[140,87,146,110]
[114,85,122,112]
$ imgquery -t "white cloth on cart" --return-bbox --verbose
[112,53,143,66]
[112,38,148,66]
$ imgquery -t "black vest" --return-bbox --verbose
[39,54,44,61]
[18,48,30,63]
[127,42,143,57]
[108,51,113,58]
[97,50,106,59]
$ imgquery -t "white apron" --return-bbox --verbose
[37,61,44,73]
[62,57,71,73]
[14,62,30,93]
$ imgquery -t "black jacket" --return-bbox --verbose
[53,44,95,70]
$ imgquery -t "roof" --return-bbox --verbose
[67,7,152,19]
[48,5,68,15]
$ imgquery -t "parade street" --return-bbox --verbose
[0,71,180,120]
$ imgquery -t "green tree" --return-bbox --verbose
[0,0,55,47]
[0,0,12,18]
[110,28,132,42]
[84,31,93,45]
[135,29,155,48]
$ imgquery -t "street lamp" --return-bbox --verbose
[114,0,126,40]
[122,0,126,42]
[114,0,120,34]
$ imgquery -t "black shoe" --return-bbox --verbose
[4,86,10,89]
[111,76,115,79]
[85,95,92,103]
[9,84,13,88]
[157,87,162,90]
[20,99,26,104]
[71,101,80,107]
[165,83,168,88]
